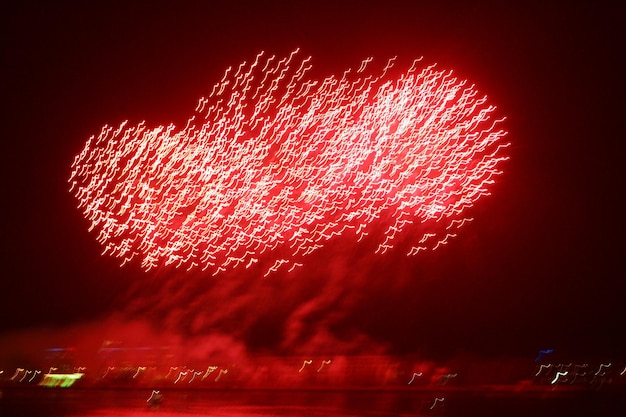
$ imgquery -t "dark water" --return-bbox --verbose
[0,388,623,417]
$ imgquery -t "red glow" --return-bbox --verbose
[69,50,508,275]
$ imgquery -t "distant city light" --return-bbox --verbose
[39,372,84,388]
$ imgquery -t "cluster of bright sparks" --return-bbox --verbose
[69,49,508,276]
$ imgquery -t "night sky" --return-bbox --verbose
[2,1,624,363]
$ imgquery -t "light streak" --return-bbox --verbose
[29,370,41,383]
[133,366,146,378]
[20,370,32,382]
[551,371,568,384]
[574,363,588,374]
[317,360,332,372]
[440,373,458,385]
[534,364,552,377]
[430,397,445,410]
[10,368,24,380]
[189,370,203,383]
[408,372,423,384]
[590,363,611,384]
[215,369,228,382]
[174,370,188,384]
[535,348,553,362]
[407,246,426,256]
[102,366,115,378]
[571,364,588,383]
[202,366,219,380]
[69,50,508,275]
[147,390,162,404]
[164,366,178,379]
[595,362,611,375]
[288,262,303,272]
[39,373,84,388]
[299,359,313,372]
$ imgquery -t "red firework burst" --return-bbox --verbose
[69,49,508,276]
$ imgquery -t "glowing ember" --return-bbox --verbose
[69,49,508,276]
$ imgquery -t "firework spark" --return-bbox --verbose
[69,49,508,276]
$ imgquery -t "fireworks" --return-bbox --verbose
[69,49,508,276]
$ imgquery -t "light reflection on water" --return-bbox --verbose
[1,388,623,417]
[80,406,389,417]
[89,390,437,416]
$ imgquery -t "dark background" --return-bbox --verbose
[2,1,624,362]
